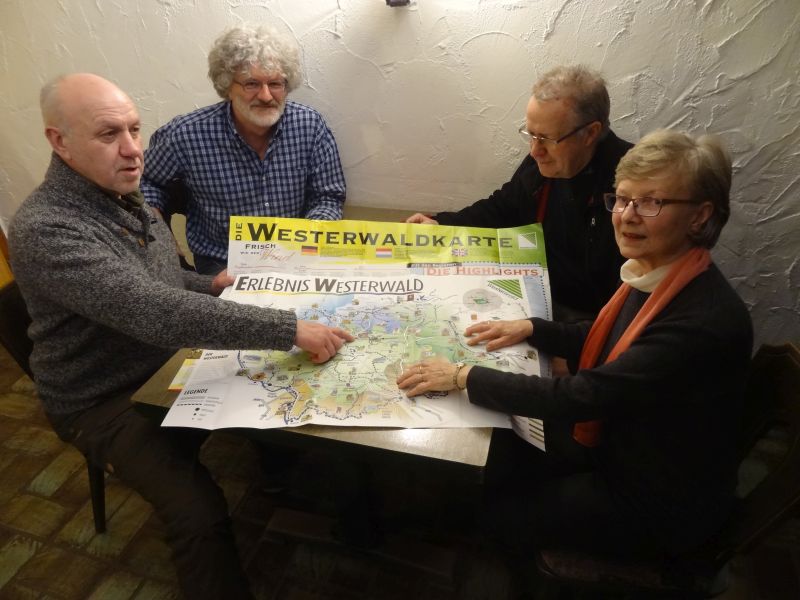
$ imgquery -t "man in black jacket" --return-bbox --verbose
[407,65,632,321]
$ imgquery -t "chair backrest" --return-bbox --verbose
[0,280,34,379]
[699,342,800,566]
[163,178,191,227]
[162,178,195,271]
[533,343,800,598]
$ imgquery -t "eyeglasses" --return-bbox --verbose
[232,79,287,95]
[603,193,703,217]
[518,121,595,146]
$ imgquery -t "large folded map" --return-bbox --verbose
[163,217,552,450]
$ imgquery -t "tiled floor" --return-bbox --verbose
[1,342,798,599]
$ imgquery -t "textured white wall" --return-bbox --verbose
[0,0,797,347]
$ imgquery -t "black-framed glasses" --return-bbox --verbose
[603,193,703,217]
[233,79,287,94]
[518,121,595,146]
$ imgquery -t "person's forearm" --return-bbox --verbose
[529,318,590,362]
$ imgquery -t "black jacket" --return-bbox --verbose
[435,131,633,314]
[466,264,753,554]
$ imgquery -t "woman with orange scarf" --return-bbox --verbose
[398,130,753,558]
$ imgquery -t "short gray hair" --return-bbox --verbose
[40,75,67,129]
[615,129,732,248]
[532,65,610,136]
[207,24,302,98]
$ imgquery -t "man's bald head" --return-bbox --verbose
[41,73,133,130]
[40,73,144,196]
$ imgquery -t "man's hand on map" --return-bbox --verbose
[210,270,235,296]
[295,321,355,364]
[464,319,534,352]
[405,213,439,225]
[397,356,472,397]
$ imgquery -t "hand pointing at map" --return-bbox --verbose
[295,321,355,364]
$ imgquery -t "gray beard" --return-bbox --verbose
[244,101,285,128]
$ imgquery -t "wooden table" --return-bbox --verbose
[132,348,494,480]
[155,205,494,478]
[133,348,493,576]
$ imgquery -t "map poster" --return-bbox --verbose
[226,216,553,322]
[227,216,548,271]
[162,273,540,435]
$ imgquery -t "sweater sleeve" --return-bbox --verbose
[182,270,215,294]
[529,317,592,363]
[12,215,296,352]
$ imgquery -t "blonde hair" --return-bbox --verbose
[615,129,732,248]
[207,23,302,98]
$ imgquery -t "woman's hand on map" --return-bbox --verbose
[295,321,355,364]
[397,356,471,397]
[464,319,533,352]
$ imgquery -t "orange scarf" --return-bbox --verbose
[572,247,712,447]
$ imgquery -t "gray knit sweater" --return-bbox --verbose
[9,155,297,414]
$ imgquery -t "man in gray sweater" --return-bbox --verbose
[9,73,353,599]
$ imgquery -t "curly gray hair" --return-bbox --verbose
[207,24,302,98]
[532,65,610,136]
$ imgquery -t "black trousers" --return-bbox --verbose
[484,427,659,559]
[47,396,253,599]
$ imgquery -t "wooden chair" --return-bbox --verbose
[163,178,194,271]
[535,342,800,599]
[0,280,107,533]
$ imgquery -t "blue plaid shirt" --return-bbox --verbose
[141,100,346,260]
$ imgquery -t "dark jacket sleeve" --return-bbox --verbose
[434,156,543,228]
[464,267,752,422]
[528,317,592,364]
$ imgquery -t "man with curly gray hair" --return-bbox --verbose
[142,23,346,275]
[407,65,632,322]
